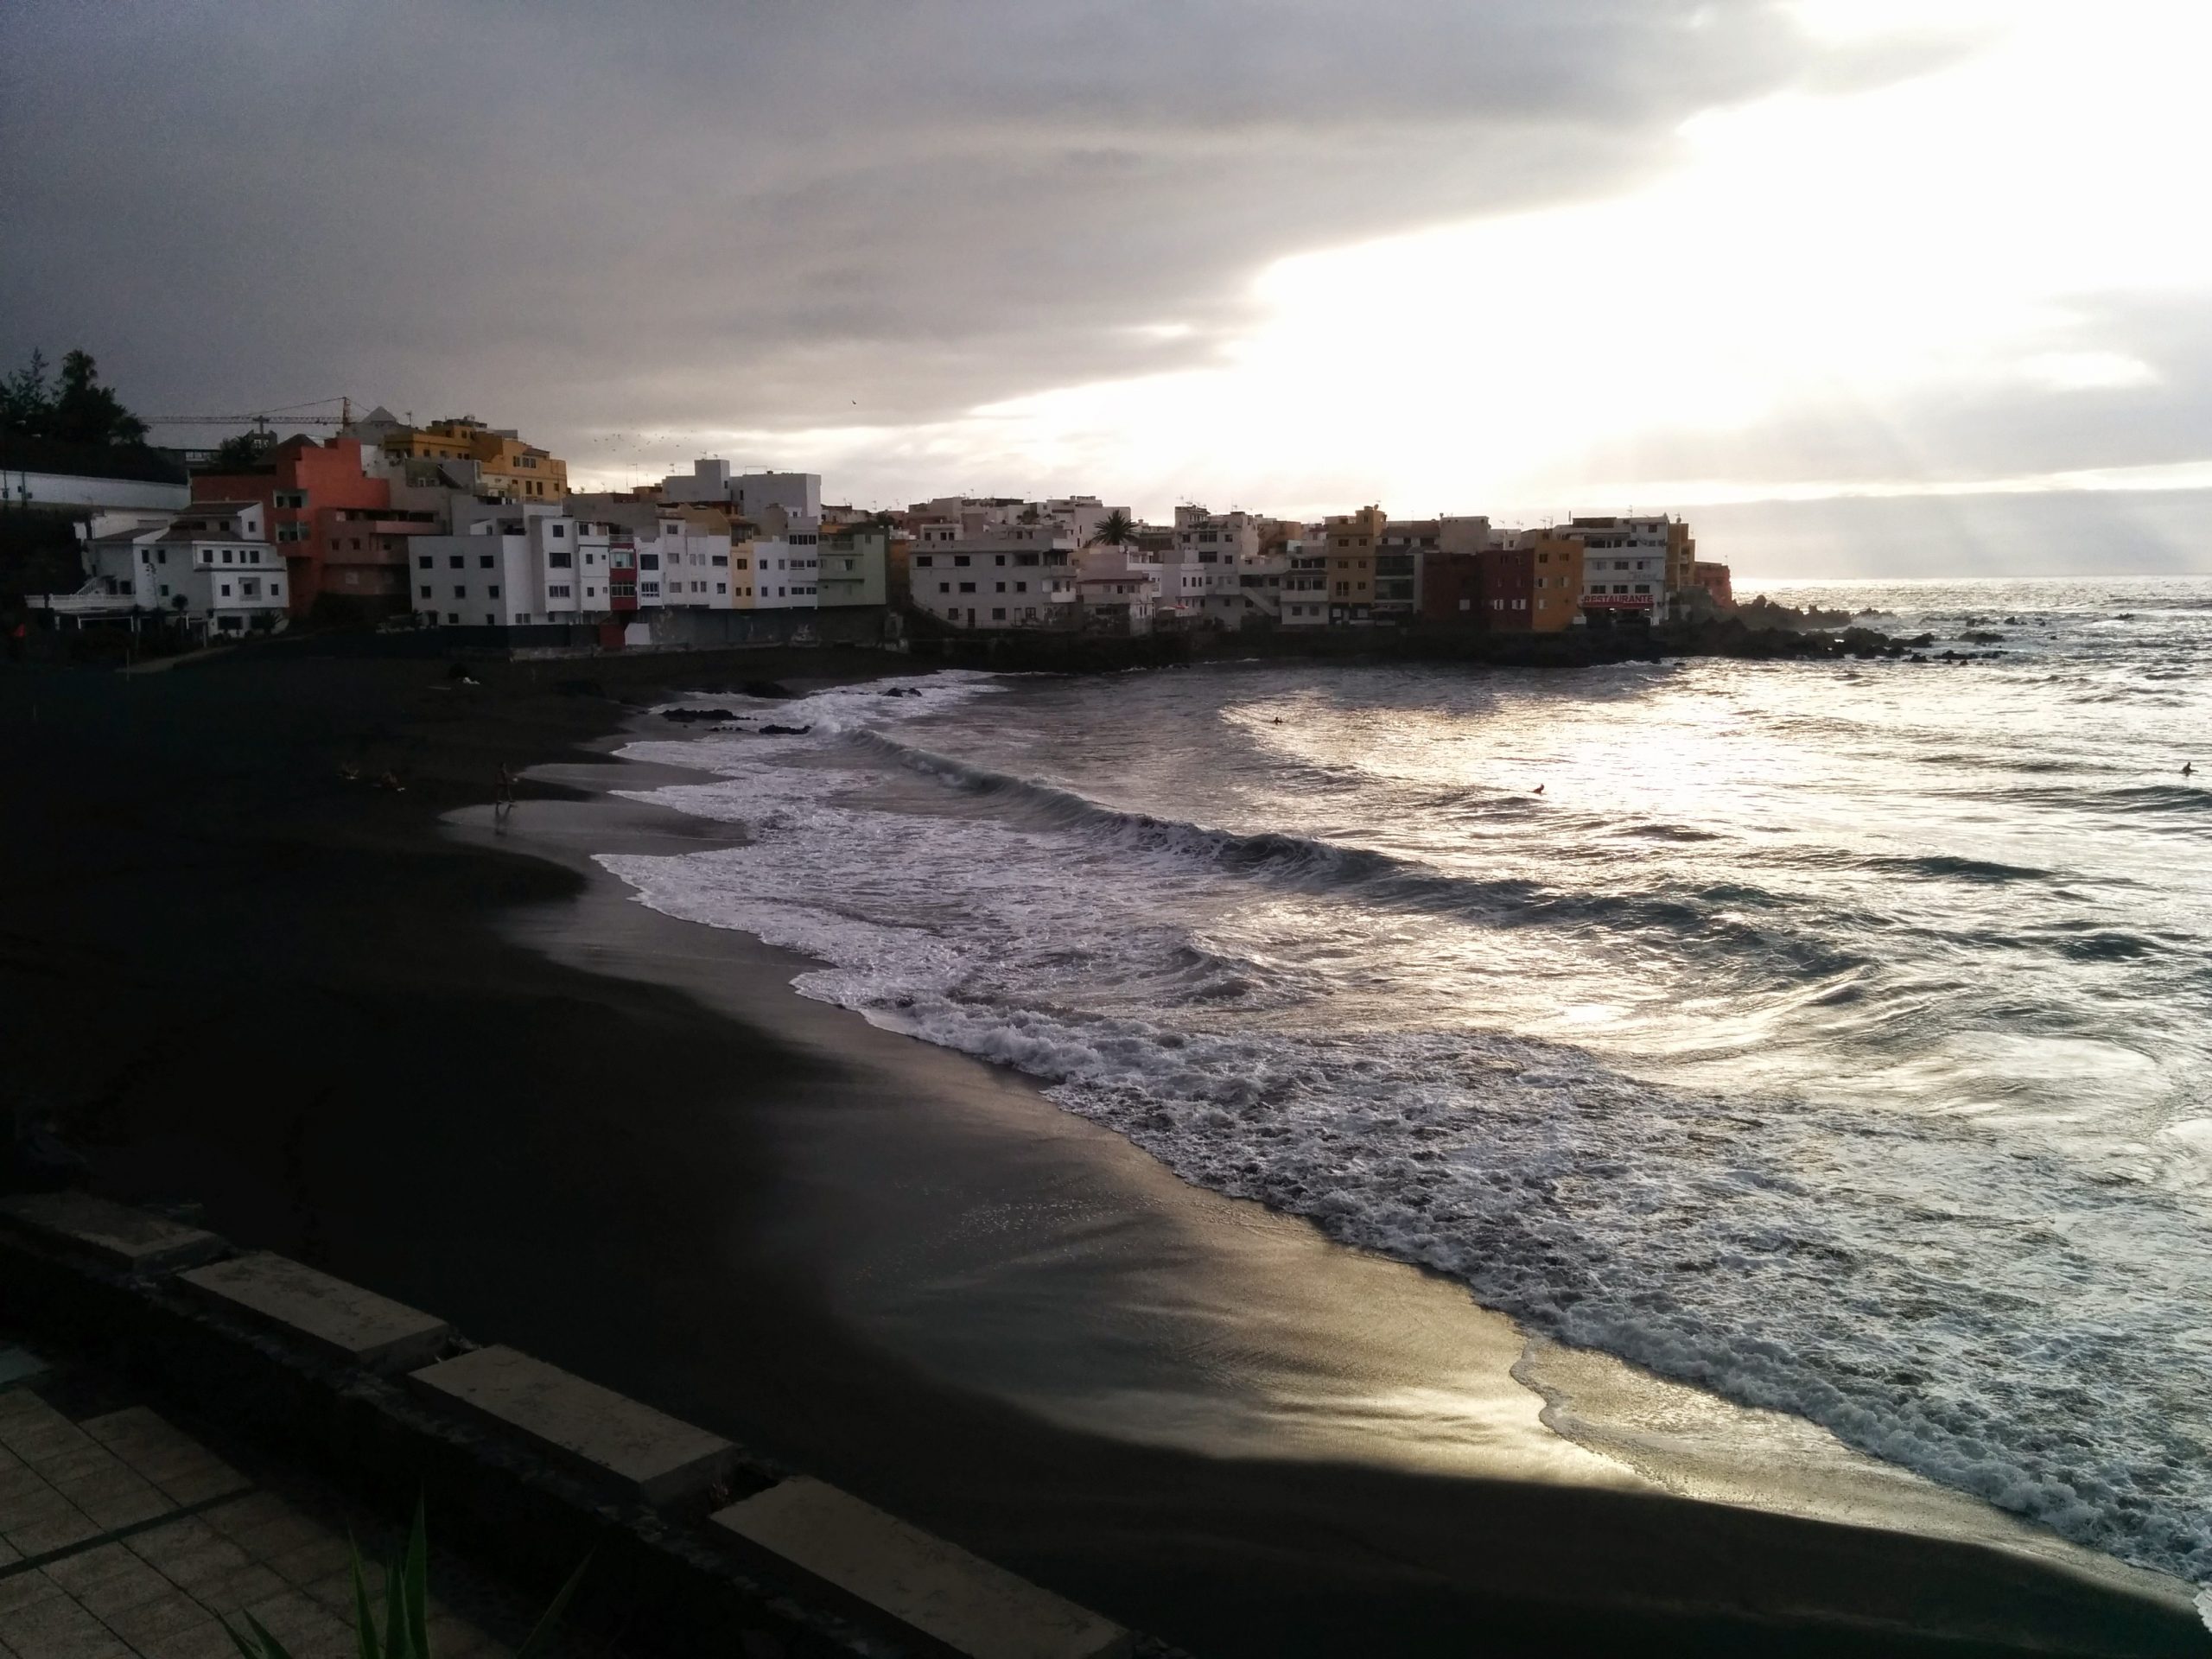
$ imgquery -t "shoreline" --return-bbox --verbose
[3,645,2202,1656]
[520,701,2200,1592]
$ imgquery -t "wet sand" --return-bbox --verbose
[3,643,2202,1656]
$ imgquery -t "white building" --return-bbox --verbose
[1558,515,1672,622]
[410,505,735,627]
[1280,535,1332,626]
[658,461,823,525]
[1073,544,1160,633]
[31,501,289,637]
[910,524,1079,628]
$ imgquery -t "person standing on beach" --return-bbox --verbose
[496,760,517,816]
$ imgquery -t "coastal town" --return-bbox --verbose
[7,400,1736,652]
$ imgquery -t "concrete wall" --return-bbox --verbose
[2,470,189,513]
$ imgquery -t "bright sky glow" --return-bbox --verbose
[666,0,2209,531]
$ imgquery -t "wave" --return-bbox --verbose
[844,728,1860,975]
[596,655,2212,1591]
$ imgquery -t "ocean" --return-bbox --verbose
[601,575,2212,1589]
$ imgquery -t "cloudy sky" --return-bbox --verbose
[5,0,2208,573]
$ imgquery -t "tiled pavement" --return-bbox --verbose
[0,1388,505,1658]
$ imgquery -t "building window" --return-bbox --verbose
[449,556,464,569]
[275,491,307,508]
[992,607,1007,620]
[938,582,950,593]
[419,585,432,599]
[953,555,970,567]
[479,554,494,569]
[220,583,231,596]
[549,584,571,599]
[487,585,500,598]
[454,586,467,598]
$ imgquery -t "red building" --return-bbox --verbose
[1419,550,1484,626]
[1420,537,1585,632]
[1689,559,1735,612]
[192,436,435,618]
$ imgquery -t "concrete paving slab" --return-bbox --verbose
[178,1252,454,1374]
[711,1477,1131,1659]
[408,1345,734,1505]
[0,1193,224,1276]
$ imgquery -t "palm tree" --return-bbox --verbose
[1090,507,1136,548]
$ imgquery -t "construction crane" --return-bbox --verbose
[144,397,358,436]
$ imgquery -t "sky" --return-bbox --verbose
[4,0,2209,575]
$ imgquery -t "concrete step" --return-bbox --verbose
[179,1252,453,1374]
[0,1192,226,1276]
[407,1344,735,1504]
[712,1477,1130,1659]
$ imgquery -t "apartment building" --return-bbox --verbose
[376,416,567,501]
[910,524,1079,628]
[191,435,433,617]
[40,501,290,636]
[1325,505,1388,623]
[1557,514,1675,625]
[1281,534,1332,626]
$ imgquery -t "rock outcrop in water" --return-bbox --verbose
[1734,594,1854,631]
[909,615,1945,674]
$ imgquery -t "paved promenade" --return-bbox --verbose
[0,1381,505,1658]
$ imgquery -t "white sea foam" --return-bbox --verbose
[599,627,2212,1590]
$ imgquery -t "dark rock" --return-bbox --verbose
[758,723,812,735]
[660,707,741,723]
[741,679,797,700]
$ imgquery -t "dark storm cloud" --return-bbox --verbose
[1,0,1948,453]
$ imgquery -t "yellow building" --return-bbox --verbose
[1325,505,1387,622]
[379,416,568,501]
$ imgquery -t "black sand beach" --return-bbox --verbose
[3,641,2202,1657]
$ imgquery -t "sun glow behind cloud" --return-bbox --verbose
[697,0,2208,524]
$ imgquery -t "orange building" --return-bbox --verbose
[378,416,567,501]
[192,435,436,617]
[1325,505,1387,622]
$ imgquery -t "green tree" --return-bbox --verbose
[0,348,149,446]
[210,431,274,470]
[1089,506,1136,548]
[51,351,148,446]
[0,350,51,437]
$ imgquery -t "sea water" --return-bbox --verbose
[601,575,2212,1586]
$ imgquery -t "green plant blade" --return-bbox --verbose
[350,1538,380,1659]
[382,1529,410,1659]
[512,1551,593,1659]
[228,1611,296,1659]
[402,1497,431,1659]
